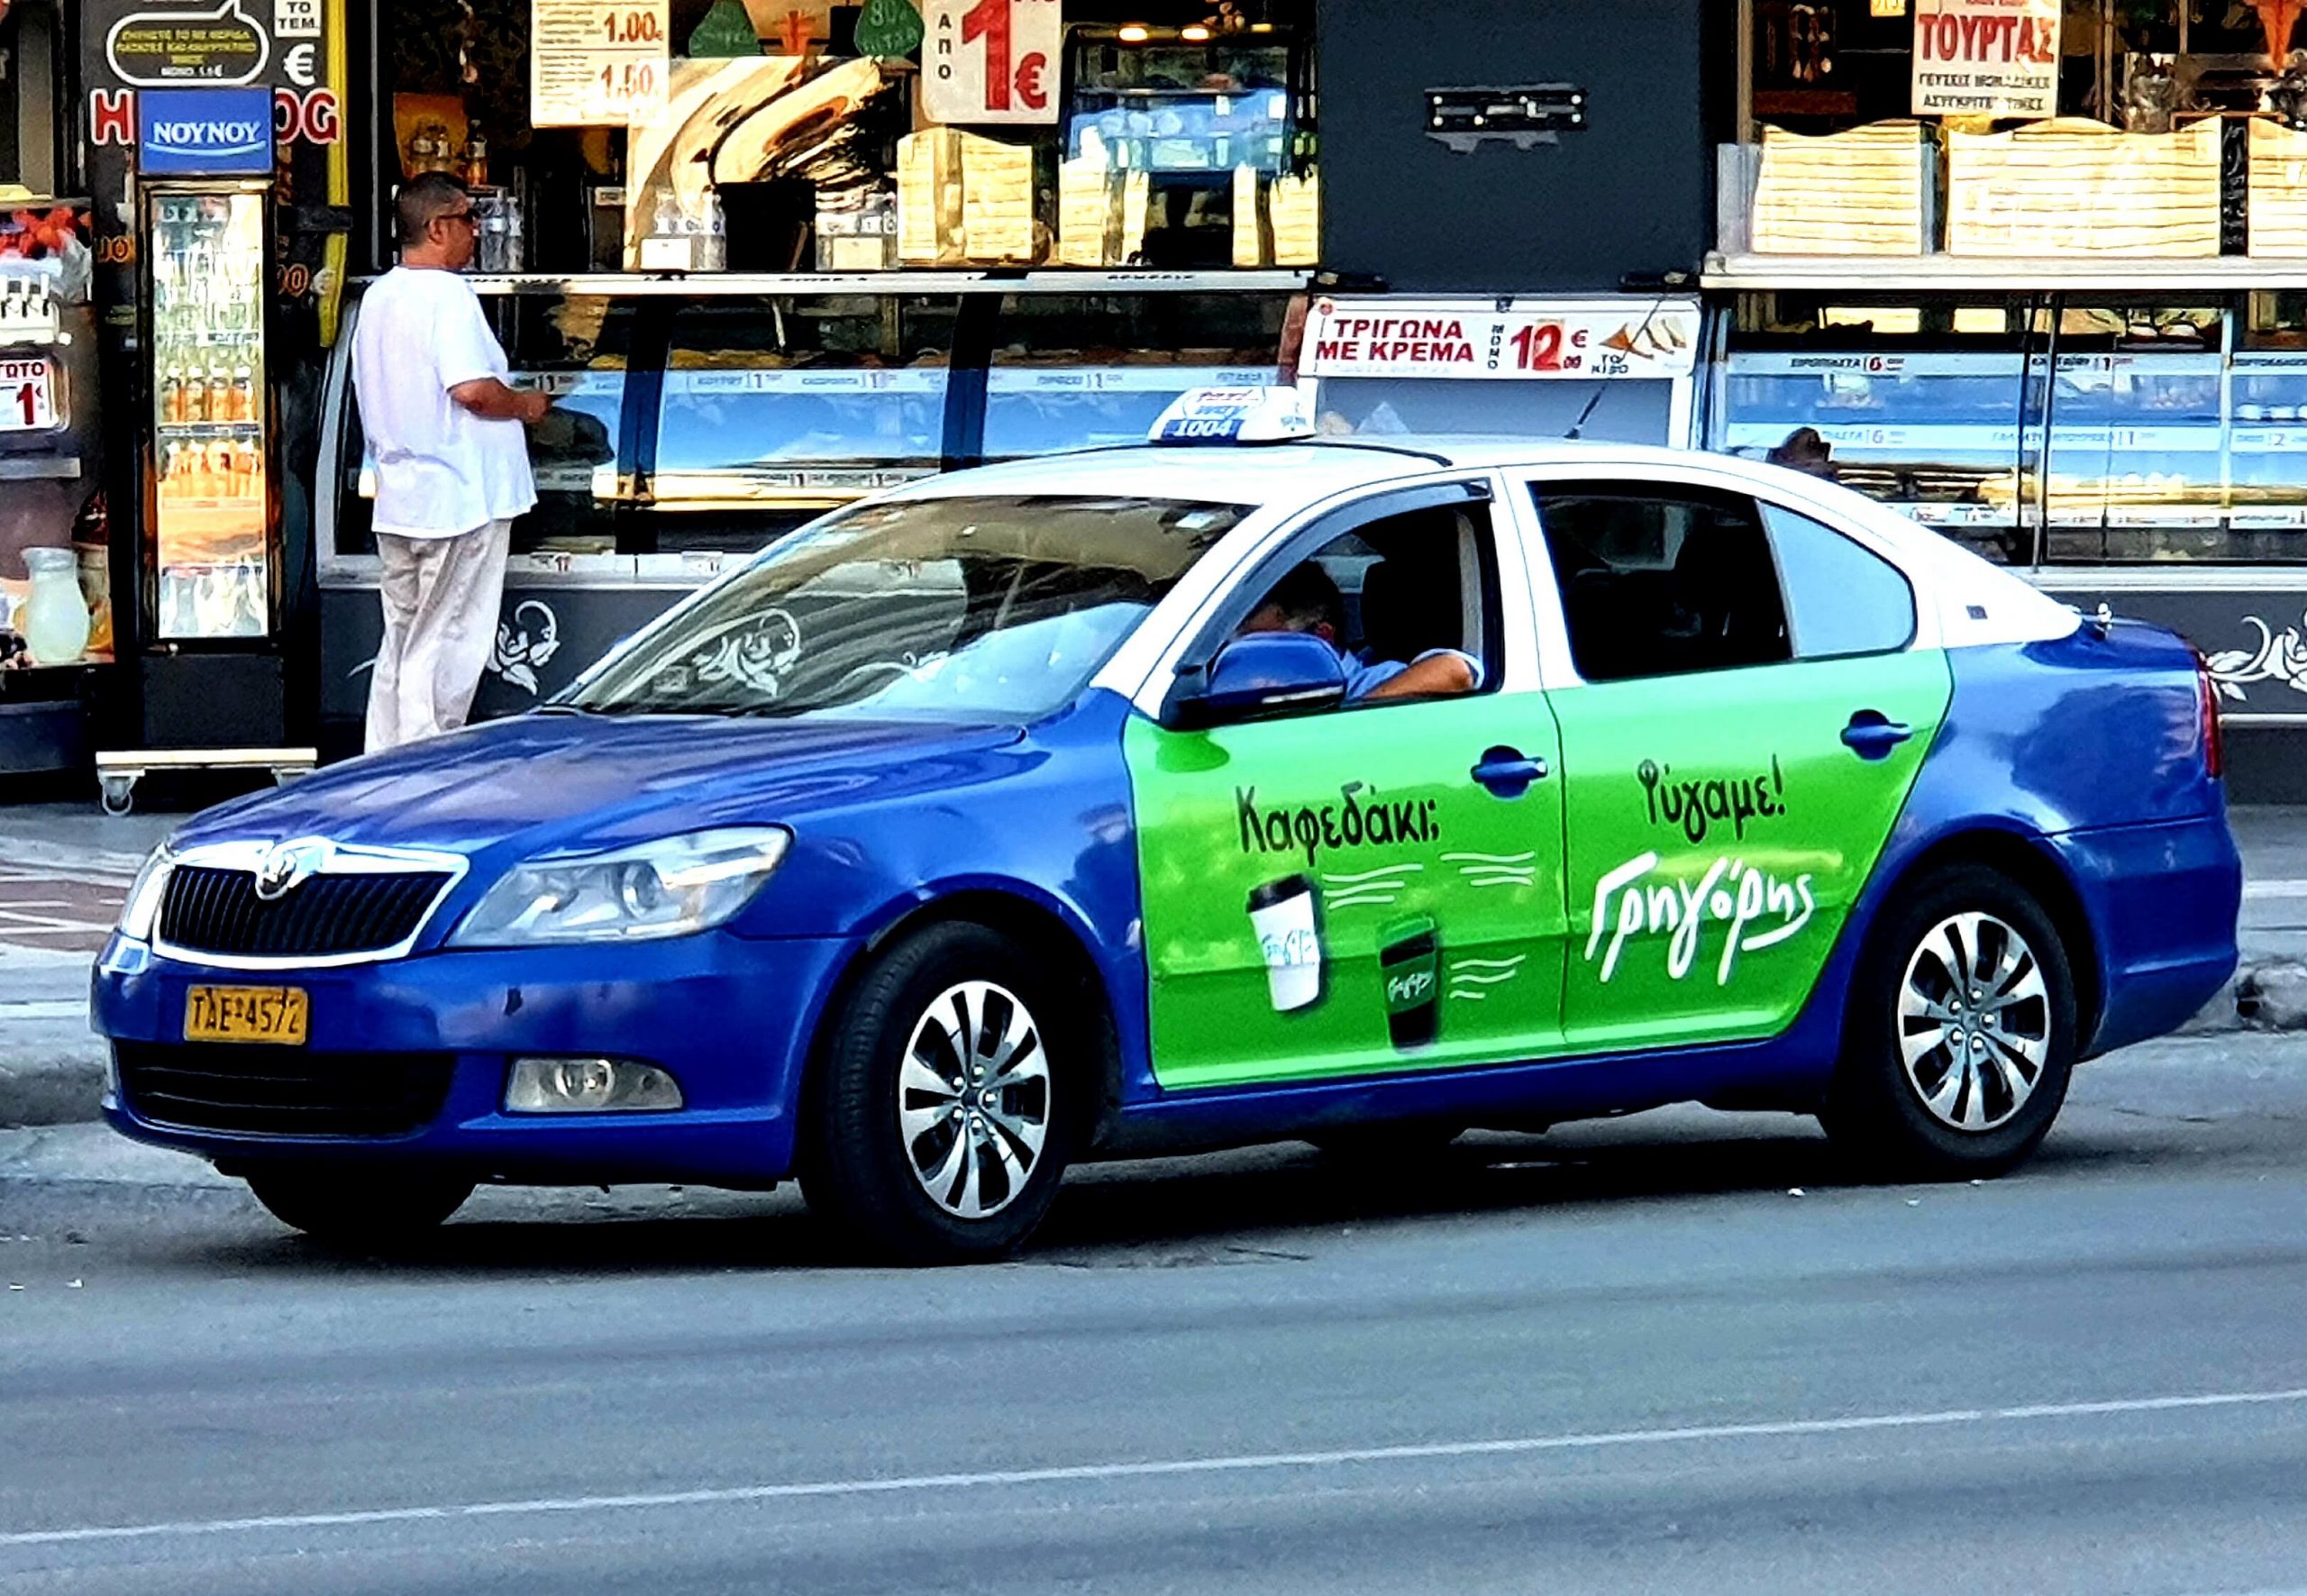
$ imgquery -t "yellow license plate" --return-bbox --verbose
[184,986,310,1045]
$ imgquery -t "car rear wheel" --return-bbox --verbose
[1825,864,2077,1181]
[242,1166,475,1247]
[800,923,1076,1264]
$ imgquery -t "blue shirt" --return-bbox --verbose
[1343,648,1485,701]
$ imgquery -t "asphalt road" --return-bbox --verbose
[4,1033,2307,1596]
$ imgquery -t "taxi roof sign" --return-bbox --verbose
[1149,386,1316,445]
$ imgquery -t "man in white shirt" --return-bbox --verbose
[351,172,550,752]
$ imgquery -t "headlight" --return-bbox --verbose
[118,844,174,943]
[450,826,791,947]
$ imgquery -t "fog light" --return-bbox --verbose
[505,1057,683,1114]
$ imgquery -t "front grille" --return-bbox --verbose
[116,1044,456,1137]
[158,866,451,958]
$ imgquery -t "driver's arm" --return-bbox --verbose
[1363,650,1478,701]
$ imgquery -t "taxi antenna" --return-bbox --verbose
[1565,293,1669,440]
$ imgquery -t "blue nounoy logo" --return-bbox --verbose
[139,88,274,174]
[148,120,266,157]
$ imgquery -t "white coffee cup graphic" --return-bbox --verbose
[1248,875,1324,1012]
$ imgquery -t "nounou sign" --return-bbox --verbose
[138,87,274,173]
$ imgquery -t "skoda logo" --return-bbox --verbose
[253,839,332,903]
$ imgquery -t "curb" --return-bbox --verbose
[0,839,149,879]
[2232,959,2307,1033]
[0,1043,106,1129]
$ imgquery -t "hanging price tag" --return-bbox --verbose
[532,0,670,126]
[923,0,1061,125]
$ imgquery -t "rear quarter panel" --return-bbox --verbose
[1864,622,2238,1055]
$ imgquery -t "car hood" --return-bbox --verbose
[171,713,1027,857]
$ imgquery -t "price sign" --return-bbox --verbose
[1299,300,1703,382]
[532,0,670,127]
[923,0,1060,125]
[0,359,57,433]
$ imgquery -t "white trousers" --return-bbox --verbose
[364,519,512,753]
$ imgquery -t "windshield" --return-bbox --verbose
[564,495,1252,720]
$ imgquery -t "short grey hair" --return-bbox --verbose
[396,172,470,248]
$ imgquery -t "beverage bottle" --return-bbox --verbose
[208,366,232,424]
[233,364,255,422]
[704,190,727,270]
[160,367,182,424]
[160,442,181,498]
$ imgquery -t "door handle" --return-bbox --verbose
[1472,746,1549,798]
[1841,711,1914,762]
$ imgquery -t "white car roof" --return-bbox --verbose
[884,443,1446,506]
[892,438,2079,653]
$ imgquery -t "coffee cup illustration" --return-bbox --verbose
[1247,875,1324,1012]
[1380,914,1441,1049]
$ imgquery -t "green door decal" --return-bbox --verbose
[1548,650,1954,1053]
[1127,695,1569,1090]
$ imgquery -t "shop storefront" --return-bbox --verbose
[1710,0,2307,794]
[311,268,1301,746]
[1,2,109,780]
[23,0,1732,789]
[290,0,1327,756]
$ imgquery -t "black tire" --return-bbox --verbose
[799,923,1081,1264]
[243,1166,475,1246]
[1824,864,2078,1181]
[1305,1123,1464,1162]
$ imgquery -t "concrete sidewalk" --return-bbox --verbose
[2,802,2303,1128]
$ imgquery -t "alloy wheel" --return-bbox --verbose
[1897,912,2052,1134]
[898,980,1052,1219]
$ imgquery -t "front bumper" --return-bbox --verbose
[91,930,856,1188]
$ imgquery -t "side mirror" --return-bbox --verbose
[1171,633,1348,728]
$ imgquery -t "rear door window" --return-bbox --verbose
[1528,484,1792,683]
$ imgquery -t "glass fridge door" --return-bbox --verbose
[148,189,269,640]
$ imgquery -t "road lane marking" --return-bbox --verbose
[5,1384,2307,1551]
[2245,879,2307,900]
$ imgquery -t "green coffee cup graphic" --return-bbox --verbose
[1380,914,1440,1049]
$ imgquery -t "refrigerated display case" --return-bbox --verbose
[145,187,272,642]
[0,197,108,776]
[1703,283,2307,792]
[95,182,309,812]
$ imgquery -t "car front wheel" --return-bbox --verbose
[800,923,1075,1264]
[1825,864,2077,1181]
[242,1166,475,1246]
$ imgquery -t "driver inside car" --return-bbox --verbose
[1237,563,1483,703]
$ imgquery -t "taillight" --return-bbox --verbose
[2195,654,2226,780]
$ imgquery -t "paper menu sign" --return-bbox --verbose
[1910,0,2060,120]
[923,0,1061,125]
[532,0,670,126]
